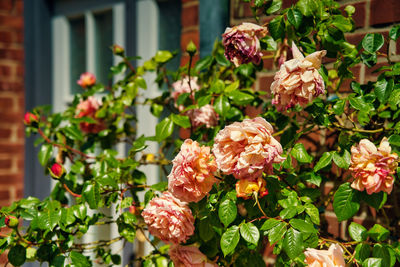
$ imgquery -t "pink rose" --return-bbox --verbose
[304,244,345,267]
[186,104,219,128]
[168,139,218,203]
[212,117,285,179]
[350,138,398,195]
[172,77,200,111]
[142,192,195,244]
[222,22,268,67]
[270,42,326,111]
[236,177,268,200]
[76,96,106,134]
[169,245,217,267]
[77,72,96,88]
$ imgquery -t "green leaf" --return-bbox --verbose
[213,95,230,116]
[266,0,282,14]
[362,258,382,267]
[332,15,353,32]
[348,96,371,111]
[268,221,287,244]
[291,143,313,164]
[197,95,212,107]
[61,208,76,226]
[154,50,173,63]
[135,76,147,89]
[218,199,237,227]
[375,78,394,104]
[297,0,316,16]
[220,226,240,256]
[83,182,101,209]
[372,244,391,267]
[150,103,163,117]
[199,217,215,242]
[388,134,400,146]
[171,114,191,129]
[261,218,280,231]
[260,36,277,51]
[362,191,387,210]
[333,182,360,221]
[38,143,53,166]
[287,8,303,29]
[268,16,285,40]
[389,25,400,41]
[150,181,168,191]
[240,222,260,245]
[332,150,351,169]
[70,251,91,267]
[280,206,297,219]
[195,55,213,72]
[362,33,384,53]
[224,81,240,93]
[305,204,320,225]
[314,152,333,172]
[349,222,367,242]
[283,228,303,259]
[215,53,230,66]
[333,99,345,115]
[63,125,84,141]
[355,243,371,262]
[8,245,26,266]
[368,224,390,242]
[73,204,87,220]
[228,90,255,105]
[289,219,317,233]
[155,117,174,142]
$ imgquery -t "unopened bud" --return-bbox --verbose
[186,41,197,56]
[24,112,38,125]
[113,44,125,56]
[129,206,136,215]
[49,163,64,179]
[5,216,18,228]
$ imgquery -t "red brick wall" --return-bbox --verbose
[180,0,199,66]
[0,0,24,206]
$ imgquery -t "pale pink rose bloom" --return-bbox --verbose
[350,138,398,194]
[304,244,345,267]
[172,77,200,111]
[142,192,195,244]
[76,96,106,134]
[168,139,218,203]
[77,72,96,88]
[186,104,219,128]
[169,245,218,267]
[222,22,268,67]
[212,117,285,179]
[270,42,326,111]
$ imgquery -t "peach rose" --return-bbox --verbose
[77,72,96,88]
[142,192,195,244]
[172,77,200,111]
[212,117,285,179]
[76,96,105,134]
[169,245,217,267]
[222,22,268,67]
[168,139,218,203]
[350,138,398,194]
[236,177,268,200]
[186,104,219,128]
[270,42,326,111]
[304,244,345,267]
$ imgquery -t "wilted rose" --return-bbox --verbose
[168,139,218,203]
[169,245,217,267]
[77,72,96,88]
[212,117,285,179]
[76,96,105,134]
[172,77,200,111]
[270,42,326,111]
[186,104,219,129]
[236,177,268,200]
[304,244,345,267]
[222,22,268,67]
[142,192,195,244]
[350,138,398,194]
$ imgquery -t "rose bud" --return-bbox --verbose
[5,216,19,228]
[77,72,96,88]
[24,112,38,125]
[49,163,64,179]
[186,40,197,56]
[129,205,136,215]
[112,44,125,56]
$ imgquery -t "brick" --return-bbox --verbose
[0,158,11,169]
[0,173,23,184]
[0,14,23,30]
[0,0,13,12]
[0,143,23,154]
[181,4,198,28]
[16,64,23,76]
[180,30,199,52]
[182,0,197,3]
[180,54,199,67]
[0,189,10,200]
[0,96,12,111]
[339,65,362,93]
[346,32,365,47]
[232,0,253,19]
[0,127,11,139]
[364,62,387,82]
[257,73,274,94]
[0,65,12,77]
[262,57,274,70]
[370,0,400,26]
[282,0,297,9]
[0,30,13,43]
[0,48,24,61]
[0,81,23,91]
[324,212,340,237]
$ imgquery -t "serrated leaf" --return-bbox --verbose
[389,25,400,41]
[372,244,391,267]
[280,206,297,219]
[333,99,345,115]
[268,16,285,40]
[70,251,91,267]
[287,8,303,29]
[61,208,76,226]
[38,143,53,166]
[218,199,237,227]
[289,219,317,233]
[266,0,282,14]
[333,182,360,221]
[155,117,174,142]
[283,228,303,259]
[349,222,367,242]
[171,114,191,129]
[314,152,333,172]
[356,243,371,262]
[228,90,254,105]
[332,150,351,169]
[368,224,389,242]
[240,222,260,245]
[268,221,287,244]
[8,245,26,266]
[261,218,280,231]
[362,33,384,53]
[154,50,173,63]
[63,125,84,141]
[197,95,212,107]
[83,182,101,209]
[213,95,230,116]
[73,204,87,220]
[215,53,230,66]
[362,191,387,210]
[220,226,240,256]
[291,143,313,163]
[375,78,394,104]
[362,258,382,267]
[195,55,213,72]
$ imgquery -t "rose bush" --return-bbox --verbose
[2,0,400,266]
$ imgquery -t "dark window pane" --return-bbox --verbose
[94,9,113,85]
[69,16,86,94]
